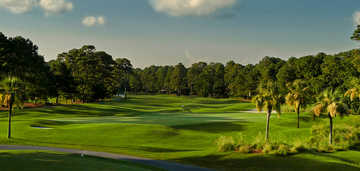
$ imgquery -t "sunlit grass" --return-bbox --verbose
[0,95,358,170]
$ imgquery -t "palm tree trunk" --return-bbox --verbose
[265,110,271,142]
[190,84,193,95]
[8,98,13,139]
[329,114,333,145]
[124,87,127,100]
[297,106,300,128]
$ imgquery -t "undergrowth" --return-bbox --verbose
[216,118,360,156]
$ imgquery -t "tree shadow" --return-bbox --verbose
[33,105,152,117]
[0,151,160,171]
[175,153,360,171]
[30,120,72,128]
[134,146,198,153]
[312,152,360,165]
[198,99,244,105]
[172,121,247,133]
[11,137,199,154]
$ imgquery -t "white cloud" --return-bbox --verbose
[0,0,37,14]
[150,0,237,16]
[354,11,360,25]
[39,0,73,14]
[97,16,106,25]
[0,0,73,15]
[82,16,106,27]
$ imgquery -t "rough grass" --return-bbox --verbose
[0,95,358,170]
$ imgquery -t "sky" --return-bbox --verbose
[0,0,360,68]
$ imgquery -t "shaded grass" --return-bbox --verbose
[177,152,360,171]
[0,150,163,171]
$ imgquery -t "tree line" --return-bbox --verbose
[2,31,360,103]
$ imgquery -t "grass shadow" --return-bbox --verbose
[172,121,247,133]
[135,146,198,153]
[0,151,162,171]
[175,153,360,171]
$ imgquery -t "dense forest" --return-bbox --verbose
[1,28,360,105]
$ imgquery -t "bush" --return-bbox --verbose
[216,136,236,152]
[274,144,290,156]
[290,139,307,153]
[215,119,360,155]
[308,122,360,152]
[252,133,265,151]
[237,144,252,153]
[262,143,273,154]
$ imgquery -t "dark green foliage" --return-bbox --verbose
[0,32,51,101]
[57,46,119,102]
[187,62,207,95]
[170,63,187,96]
[351,25,360,41]
[3,30,360,106]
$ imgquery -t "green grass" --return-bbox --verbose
[0,150,162,171]
[0,95,359,170]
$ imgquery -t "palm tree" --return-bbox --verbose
[313,89,348,145]
[344,88,360,101]
[0,77,24,139]
[344,87,360,114]
[253,82,283,142]
[285,80,309,128]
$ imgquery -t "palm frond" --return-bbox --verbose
[327,102,337,118]
[253,95,264,112]
[313,103,323,117]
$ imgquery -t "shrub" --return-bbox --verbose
[215,120,360,155]
[216,136,236,152]
[308,123,360,152]
[274,144,290,156]
[237,144,252,153]
[290,139,307,153]
[252,133,265,151]
[262,143,273,154]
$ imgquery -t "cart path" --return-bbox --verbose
[0,145,214,171]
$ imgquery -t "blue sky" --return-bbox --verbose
[0,0,360,67]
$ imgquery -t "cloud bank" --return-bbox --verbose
[82,16,106,27]
[149,0,237,16]
[0,0,73,14]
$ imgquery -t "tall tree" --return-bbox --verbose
[164,66,174,94]
[197,64,215,97]
[187,62,207,95]
[212,63,226,97]
[285,80,309,128]
[58,45,116,102]
[0,77,25,139]
[256,56,285,83]
[48,59,76,103]
[351,25,360,41]
[313,90,349,144]
[129,69,142,94]
[170,63,187,96]
[113,58,133,98]
[252,82,283,142]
